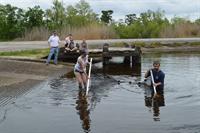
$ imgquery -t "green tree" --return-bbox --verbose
[0,4,24,40]
[74,0,98,23]
[65,0,98,27]
[45,0,66,29]
[195,18,200,25]
[24,6,44,28]
[125,14,137,25]
[100,10,113,24]
[115,10,169,38]
[75,0,92,16]
[171,16,189,24]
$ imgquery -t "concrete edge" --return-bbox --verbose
[0,57,75,66]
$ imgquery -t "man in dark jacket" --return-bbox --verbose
[145,60,165,94]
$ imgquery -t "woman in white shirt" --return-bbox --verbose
[74,50,89,89]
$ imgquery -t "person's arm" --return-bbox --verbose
[85,55,89,65]
[65,37,69,47]
[48,36,52,47]
[153,82,162,87]
[58,37,62,47]
[66,41,70,48]
[144,69,151,78]
[58,37,61,44]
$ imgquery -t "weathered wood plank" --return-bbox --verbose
[89,47,136,57]
[58,46,141,65]
[89,47,135,53]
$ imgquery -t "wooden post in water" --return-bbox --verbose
[132,46,141,67]
[102,43,110,65]
[123,43,131,64]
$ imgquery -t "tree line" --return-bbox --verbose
[0,0,200,41]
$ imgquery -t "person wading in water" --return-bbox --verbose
[145,60,165,95]
[74,50,89,89]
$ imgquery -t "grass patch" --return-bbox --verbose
[111,42,200,48]
[111,42,162,48]
[0,49,49,58]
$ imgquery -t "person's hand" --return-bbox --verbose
[147,69,150,74]
[146,69,151,74]
[153,83,160,87]
[83,69,87,74]
[145,69,151,78]
[153,83,157,87]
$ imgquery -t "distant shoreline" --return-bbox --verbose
[1,38,200,52]
[0,39,200,59]
[141,45,200,54]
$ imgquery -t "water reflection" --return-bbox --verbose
[49,78,64,89]
[74,73,118,133]
[144,88,165,121]
[48,78,68,106]
[93,62,141,76]
[0,109,7,124]
[1,53,200,133]
[76,89,91,133]
[103,63,141,76]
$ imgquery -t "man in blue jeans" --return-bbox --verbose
[46,31,61,65]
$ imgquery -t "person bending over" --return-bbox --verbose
[74,50,89,89]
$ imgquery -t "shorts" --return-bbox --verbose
[74,69,84,74]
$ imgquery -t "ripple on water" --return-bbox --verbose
[1,53,199,133]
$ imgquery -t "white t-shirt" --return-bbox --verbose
[65,37,70,44]
[48,35,60,47]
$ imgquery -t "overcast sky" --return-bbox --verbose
[0,0,200,21]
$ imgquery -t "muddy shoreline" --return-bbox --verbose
[0,59,73,106]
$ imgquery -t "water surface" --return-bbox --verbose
[0,53,200,133]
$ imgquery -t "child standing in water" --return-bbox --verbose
[74,50,89,89]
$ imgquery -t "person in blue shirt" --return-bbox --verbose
[145,60,165,94]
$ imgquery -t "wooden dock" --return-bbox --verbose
[89,47,138,57]
[58,44,141,66]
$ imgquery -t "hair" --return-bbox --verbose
[80,49,87,56]
[81,40,87,48]
[153,60,160,65]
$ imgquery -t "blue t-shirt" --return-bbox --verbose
[147,69,165,90]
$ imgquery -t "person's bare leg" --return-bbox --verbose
[75,72,83,88]
[65,47,71,52]
[81,73,88,89]
[71,47,78,52]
